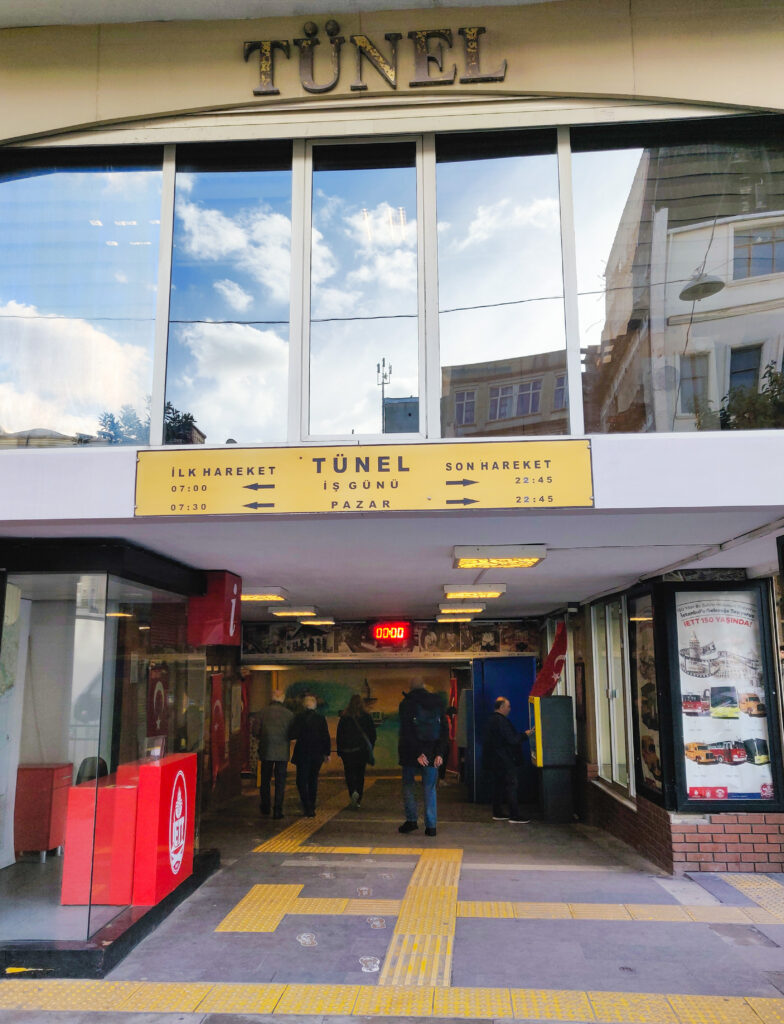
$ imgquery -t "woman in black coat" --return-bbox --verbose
[336,694,377,807]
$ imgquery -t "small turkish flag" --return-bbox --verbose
[530,621,568,698]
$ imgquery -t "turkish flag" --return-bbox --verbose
[146,663,169,737]
[530,621,568,698]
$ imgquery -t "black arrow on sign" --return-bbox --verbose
[446,498,479,506]
[244,482,275,490]
[244,501,275,510]
[445,478,478,486]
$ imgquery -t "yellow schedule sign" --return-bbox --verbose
[135,440,593,517]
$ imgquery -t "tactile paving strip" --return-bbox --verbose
[120,981,213,1012]
[354,984,436,1016]
[291,897,349,914]
[510,987,595,1021]
[0,980,142,1011]
[667,993,760,1024]
[589,991,678,1023]
[433,985,513,1018]
[396,886,458,935]
[254,781,376,854]
[456,900,516,918]
[215,883,302,931]
[273,983,359,1015]
[626,905,691,922]
[569,903,632,920]
[683,906,750,924]
[723,873,784,920]
[513,901,573,919]
[371,846,427,856]
[343,898,402,915]
[748,997,784,1024]
[379,933,453,987]
[195,983,285,1014]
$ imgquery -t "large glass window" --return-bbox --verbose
[436,131,567,438]
[167,143,292,445]
[729,345,762,394]
[573,120,784,433]
[592,597,632,791]
[308,142,419,436]
[0,150,162,448]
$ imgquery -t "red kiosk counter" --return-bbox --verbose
[61,753,197,907]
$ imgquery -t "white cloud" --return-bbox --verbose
[454,196,559,252]
[114,271,128,284]
[213,279,253,312]
[0,299,150,436]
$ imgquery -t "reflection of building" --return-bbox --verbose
[382,396,419,433]
[441,351,568,437]
[584,143,784,432]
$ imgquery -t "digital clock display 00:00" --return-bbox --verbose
[372,621,412,645]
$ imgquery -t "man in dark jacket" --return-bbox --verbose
[482,696,530,823]
[397,679,449,836]
[257,688,294,819]
[290,695,331,817]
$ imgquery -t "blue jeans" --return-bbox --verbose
[402,764,438,829]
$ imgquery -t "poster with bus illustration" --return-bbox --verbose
[675,590,773,801]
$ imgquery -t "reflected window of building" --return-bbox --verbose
[573,119,784,433]
[553,374,568,411]
[166,142,292,446]
[680,353,710,415]
[0,149,162,448]
[733,224,784,280]
[729,345,762,394]
[308,142,419,437]
[437,131,567,438]
[592,596,632,793]
[454,390,475,426]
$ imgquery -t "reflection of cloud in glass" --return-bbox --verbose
[214,278,252,312]
[0,299,149,435]
[167,322,288,444]
[452,196,559,253]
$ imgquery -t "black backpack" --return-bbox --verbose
[412,703,442,742]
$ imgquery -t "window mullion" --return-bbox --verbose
[150,144,176,446]
[291,139,310,443]
[421,133,440,438]
[557,126,585,436]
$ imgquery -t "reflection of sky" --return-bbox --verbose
[437,153,565,370]
[166,169,291,444]
[0,167,161,438]
[572,149,643,353]
[310,159,418,435]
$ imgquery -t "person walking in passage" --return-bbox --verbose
[482,696,530,824]
[290,695,331,817]
[257,688,294,819]
[397,679,449,837]
[337,694,377,808]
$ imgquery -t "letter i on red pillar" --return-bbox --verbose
[188,571,242,646]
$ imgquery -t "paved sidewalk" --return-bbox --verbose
[3,776,784,1023]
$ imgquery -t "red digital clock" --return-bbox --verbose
[372,621,412,646]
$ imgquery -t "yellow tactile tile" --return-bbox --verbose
[396,886,458,935]
[378,933,453,987]
[409,859,461,889]
[590,991,678,1024]
[0,980,142,1011]
[273,983,359,1015]
[569,903,632,920]
[121,981,213,1012]
[371,847,425,856]
[354,984,436,1016]
[298,845,337,854]
[683,906,750,924]
[747,997,784,1024]
[433,985,513,1018]
[511,987,596,1021]
[330,846,373,854]
[741,906,783,926]
[513,901,572,919]
[625,904,691,922]
[196,983,286,1014]
[215,883,302,931]
[724,874,784,920]
[457,900,516,918]
[343,898,402,915]
[667,994,760,1024]
[291,897,349,914]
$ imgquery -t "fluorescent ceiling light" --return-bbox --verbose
[138,625,151,631]
[443,585,507,600]
[247,664,294,671]
[439,604,485,614]
[271,606,316,617]
[437,615,473,623]
[629,617,654,622]
[309,618,334,626]
[106,611,133,618]
[453,545,546,570]
[242,587,288,602]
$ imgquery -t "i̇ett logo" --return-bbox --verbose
[169,770,187,874]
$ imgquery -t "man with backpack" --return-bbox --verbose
[397,679,449,836]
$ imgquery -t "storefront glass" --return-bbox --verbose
[592,597,631,791]
[308,142,419,436]
[436,132,567,438]
[166,143,293,445]
[573,120,784,434]
[0,150,162,448]
[0,572,203,944]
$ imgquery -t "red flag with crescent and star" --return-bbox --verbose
[529,621,568,698]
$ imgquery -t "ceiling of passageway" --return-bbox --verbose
[0,0,553,28]
[3,506,782,622]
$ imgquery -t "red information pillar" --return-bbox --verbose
[131,753,197,907]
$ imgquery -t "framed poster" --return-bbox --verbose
[668,583,782,809]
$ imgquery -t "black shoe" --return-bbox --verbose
[272,811,283,820]
[306,810,316,818]
[260,807,270,816]
[398,820,418,833]
[425,827,437,837]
